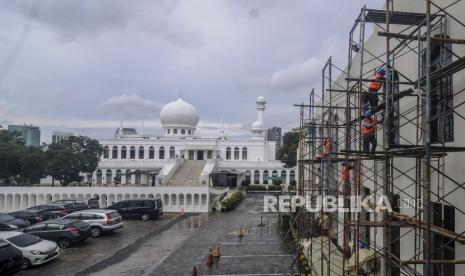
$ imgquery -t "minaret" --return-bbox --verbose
[251,96,266,140]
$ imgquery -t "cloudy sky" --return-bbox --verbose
[0,0,383,142]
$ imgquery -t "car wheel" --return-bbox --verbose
[141,214,150,221]
[21,258,31,269]
[58,238,71,249]
[90,226,102,238]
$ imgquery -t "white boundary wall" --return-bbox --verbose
[0,186,210,213]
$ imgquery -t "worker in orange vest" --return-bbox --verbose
[323,137,332,152]
[340,160,354,183]
[315,150,327,161]
[362,111,377,155]
[363,67,385,112]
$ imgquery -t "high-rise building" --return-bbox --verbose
[52,131,74,144]
[8,124,41,147]
[266,127,282,156]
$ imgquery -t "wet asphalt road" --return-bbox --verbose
[17,195,297,276]
[151,194,298,275]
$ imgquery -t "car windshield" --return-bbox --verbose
[0,214,15,222]
[7,234,41,248]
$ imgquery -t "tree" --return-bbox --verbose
[45,136,103,186]
[277,131,300,167]
[20,146,47,185]
[0,130,26,184]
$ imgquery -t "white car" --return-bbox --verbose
[0,231,60,268]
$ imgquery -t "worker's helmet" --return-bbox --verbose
[340,160,347,165]
[377,67,386,76]
[364,111,373,117]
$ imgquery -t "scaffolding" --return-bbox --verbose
[292,0,465,275]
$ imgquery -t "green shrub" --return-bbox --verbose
[289,179,297,186]
[248,185,267,191]
[221,190,245,211]
[267,184,282,191]
[288,185,295,191]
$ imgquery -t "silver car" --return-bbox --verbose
[0,231,60,268]
[61,209,124,238]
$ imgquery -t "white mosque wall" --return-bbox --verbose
[0,187,210,213]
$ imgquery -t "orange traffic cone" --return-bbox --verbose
[192,266,198,276]
[180,208,185,217]
[213,242,221,257]
[206,248,214,266]
[238,225,244,238]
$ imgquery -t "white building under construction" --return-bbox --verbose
[295,0,465,275]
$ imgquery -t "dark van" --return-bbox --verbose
[107,199,162,221]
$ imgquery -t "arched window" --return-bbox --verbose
[159,146,165,159]
[135,170,141,185]
[112,146,118,159]
[272,170,278,184]
[234,147,240,160]
[281,170,287,184]
[245,170,251,185]
[97,169,102,185]
[115,169,122,185]
[254,170,260,184]
[169,146,175,159]
[106,169,112,185]
[188,130,192,135]
[103,146,109,159]
[181,129,185,134]
[290,170,296,182]
[167,129,170,134]
[130,146,136,159]
[139,146,144,159]
[242,147,247,160]
[125,170,131,184]
[121,146,127,159]
[173,129,178,134]
[263,170,269,184]
[149,146,155,159]
[226,147,231,160]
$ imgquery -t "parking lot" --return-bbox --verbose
[14,214,188,276]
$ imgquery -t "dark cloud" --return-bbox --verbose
[0,0,202,47]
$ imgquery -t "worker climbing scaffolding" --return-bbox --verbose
[340,160,354,186]
[363,67,385,112]
[362,111,377,155]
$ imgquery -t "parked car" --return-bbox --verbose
[0,239,24,275]
[0,231,59,268]
[25,204,77,218]
[23,219,91,249]
[107,199,163,221]
[52,198,100,210]
[9,210,54,225]
[61,209,123,237]
[0,213,29,231]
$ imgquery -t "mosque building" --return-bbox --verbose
[91,96,295,188]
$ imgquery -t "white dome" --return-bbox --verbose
[160,98,199,128]
[256,96,266,104]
